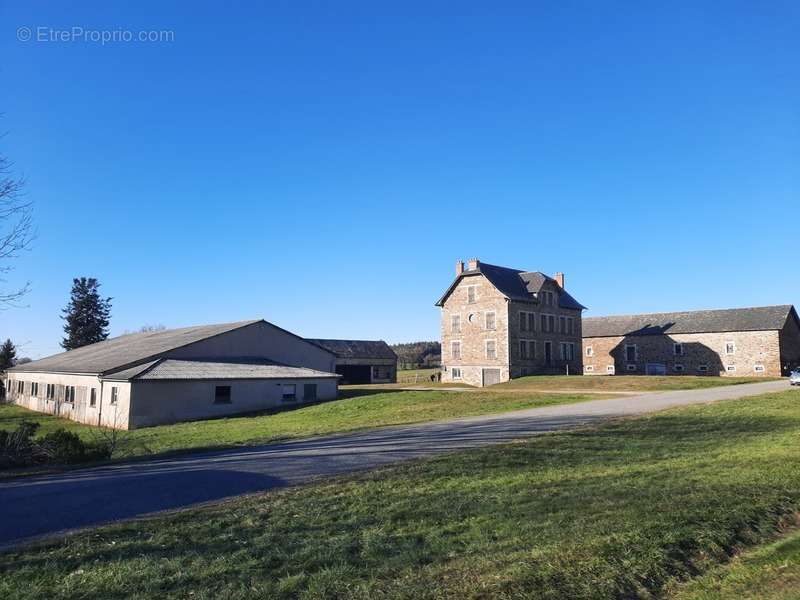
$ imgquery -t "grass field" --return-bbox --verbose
[669,527,800,599]
[0,387,603,459]
[3,388,800,599]
[396,367,440,383]
[497,374,775,392]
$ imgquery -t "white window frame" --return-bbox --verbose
[726,365,737,372]
[586,346,594,357]
[485,339,497,360]
[754,364,765,373]
[585,365,594,372]
[725,341,736,355]
[485,311,496,331]
[607,365,615,374]
[452,367,462,380]
[451,314,461,334]
[673,343,683,356]
[451,340,461,360]
[110,386,119,405]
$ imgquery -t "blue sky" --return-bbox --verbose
[1,1,798,359]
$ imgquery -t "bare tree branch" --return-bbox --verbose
[0,139,34,306]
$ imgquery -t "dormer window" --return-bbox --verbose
[539,291,554,306]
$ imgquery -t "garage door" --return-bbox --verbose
[482,368,502,386]
[646,363,666,375]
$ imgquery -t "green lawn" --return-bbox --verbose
[4,388,800,599]
[0,388,601,459]
[669,527,800,599]
[496,374,775,392]
[396,367,441,383]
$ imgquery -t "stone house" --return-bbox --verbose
[436,259,586,387]
[5,320,339,429]
[582,305,800,377]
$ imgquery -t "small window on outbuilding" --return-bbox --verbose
[674,343,683,356]
[452,368,462,380]
[110,386,119,405]
[90,388,97,407]
[303,384,317,401]
[282,384,297,401]
[214,385,232,404]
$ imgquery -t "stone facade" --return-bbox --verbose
[582,330,782,377]
[440,273,510,387]
[439,260,583,387]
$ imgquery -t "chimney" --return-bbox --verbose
[554,272,565,289]
[467,258,480,271]
[455,260,464,276]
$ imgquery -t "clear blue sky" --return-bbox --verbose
[1,1,798,359]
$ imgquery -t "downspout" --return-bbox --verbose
[97,377,104,427]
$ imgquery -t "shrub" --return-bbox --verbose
[0,420,41,468]
[39,429,87,464]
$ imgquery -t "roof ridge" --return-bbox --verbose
[585,304,793,320]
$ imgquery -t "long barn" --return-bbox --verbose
[5,320,339,429]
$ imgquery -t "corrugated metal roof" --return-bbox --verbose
[583,305,795,338]
[8,320,262,375]
[109,358,338,381]
[305,339,397,360]
[435,262,586,310]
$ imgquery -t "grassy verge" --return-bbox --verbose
[669,527,800,599]
[3,388,800,599]
[496,374,776,392]
[0,388,602,459]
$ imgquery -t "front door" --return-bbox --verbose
[646,363,666,375]
[544,342,552,365]
[482,368,502,386]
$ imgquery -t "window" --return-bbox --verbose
[674,343,683,356]
[46,383,55,400]
[558,342,575,361]
[17,380,24,394]
[520,340,528,359]
[698,365,709,372]
[31,382,39,397]
[540,291,554,306]
[568,317,575,335]
[64,386,75,404]
[626,364,637,371]
[303,384,318,401]
[485,311,496,331]
[607,365,615,374]
[212,385,232,404]
[674,364,685,372]
[754,364,765,373]
[541,314,555,333]
[451,341,461,360]
[451,314,461,333]
[625,344,637,362]
[544,341,552,365]
[586,346,594,357]
[585,365,594,372]
[110,386,119,405]
[90,388,97,407]
[520,311,528,332]
[726,365,736,372]
[486,340,497,360]
[467,286,476,304]
[452,368,462,380]
[282,384,297,401]
[725,341,736,355]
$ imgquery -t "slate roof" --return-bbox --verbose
[8,320,263,376]
[105,358,339,381]
[583,305,797,338]
[435,262,586,310]
[306,339,397,360]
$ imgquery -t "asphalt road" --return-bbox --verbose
[0,379,790,550]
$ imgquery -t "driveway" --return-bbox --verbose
[0,379,789,550]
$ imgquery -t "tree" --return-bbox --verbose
[61,277,112,350]
[0,141,34,306]
[0,338,16,371]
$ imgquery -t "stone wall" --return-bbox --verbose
[582,330,781,377]
[440,273,509,386]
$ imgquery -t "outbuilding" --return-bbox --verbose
[306,339,398,384]
[6,319,339,429]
